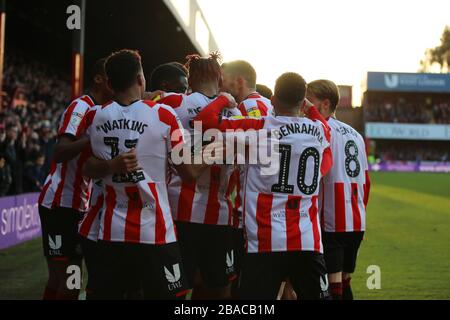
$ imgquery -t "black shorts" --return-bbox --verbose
[322,231,364,274]
[239,251,330,300]
[175,221,236,289]
[38,205,83,259]
[79,237,98,295]
[95,240,189,300]
[231,227,245,290]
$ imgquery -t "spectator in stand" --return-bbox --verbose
[24,152,46,192]
[0,124,26,194]
[366,95,450,124]
[0,153,12,196]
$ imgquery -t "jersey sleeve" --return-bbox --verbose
[238,99,264,117]
[362,138,371,207]
[58,100,90,137]
[157,104,186,152]
[80,107,99,138]
[157,93,184,109]
[193,95,265,132]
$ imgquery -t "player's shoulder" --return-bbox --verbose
[71,95,96,110]
[157,92,186,107]
[330,118,364,140]
[146,100,180,123]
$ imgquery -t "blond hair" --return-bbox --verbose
[307,79,340,112]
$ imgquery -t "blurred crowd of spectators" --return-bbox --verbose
[365,95,450,124]
[0,50,70,196]
[375,142,449,162]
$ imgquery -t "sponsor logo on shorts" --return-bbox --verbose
[226,250,235,275]
[319,274,330,299]
[48,235,62,256]
[165,263,182,291]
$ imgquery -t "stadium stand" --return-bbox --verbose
[0,49,70,195]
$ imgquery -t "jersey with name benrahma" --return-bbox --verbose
[158,92,241,226]
[85,100,185,245]
[319,117,370,233]
[194,100,333,254]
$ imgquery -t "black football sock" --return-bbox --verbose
[330,282,343,300]
[343,277,354,300]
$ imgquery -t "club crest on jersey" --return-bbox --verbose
[48,235,62,256]
[165,264,182,291]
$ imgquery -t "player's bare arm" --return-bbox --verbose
[53,134,90,163]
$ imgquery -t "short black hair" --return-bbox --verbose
[222,60,257,88]
[87,57,107,88]
[105,49,142,92]
[256,84,273,99]
[274,72,307,106]
[150,62,187,91]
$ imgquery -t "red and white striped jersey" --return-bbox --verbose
[85,100,185,244]
[232,94,274,228]
[39,95,95,212]
[238,92,274,117]
[158,92,242,225]
[194,97,333,254]
[319,117,370,233]
[78,180,103,241]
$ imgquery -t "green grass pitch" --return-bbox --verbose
[0,172,449,299]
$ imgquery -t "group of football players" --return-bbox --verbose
[37,49,370,300]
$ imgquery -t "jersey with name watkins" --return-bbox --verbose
[158,92,242,226]
[319,117,370,233]
[85,100,185,245]
[39,95,95,212]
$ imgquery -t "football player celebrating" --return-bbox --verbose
[38,58,113,300]
[157,53,241,300]
[82,49,206,299]
[220,60,274,297]
[307,79,370,300]
[194,72,333,300]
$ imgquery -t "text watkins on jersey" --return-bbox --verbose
[272,122,324,143]
[96,119,148,134]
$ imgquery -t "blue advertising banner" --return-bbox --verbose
[366,72,450,93]
[0,193,41,250]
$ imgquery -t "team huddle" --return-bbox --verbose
[37,49,370,300]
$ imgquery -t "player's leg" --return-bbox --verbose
[289,251,330,300]
[94,240,128,299]
[173,221,199,298]
[322,232,345,300]
[239,252,286,300]
[230,227,245,299]
[342,231,364,300]
[79,236,99,300]
[39,206,83,300]
[194,224,236,300]
[280,279,297,300]
[141,242,190,300]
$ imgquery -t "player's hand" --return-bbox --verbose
[109,149,141,174]
[143,90,165,101]
[219,92,238,109]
